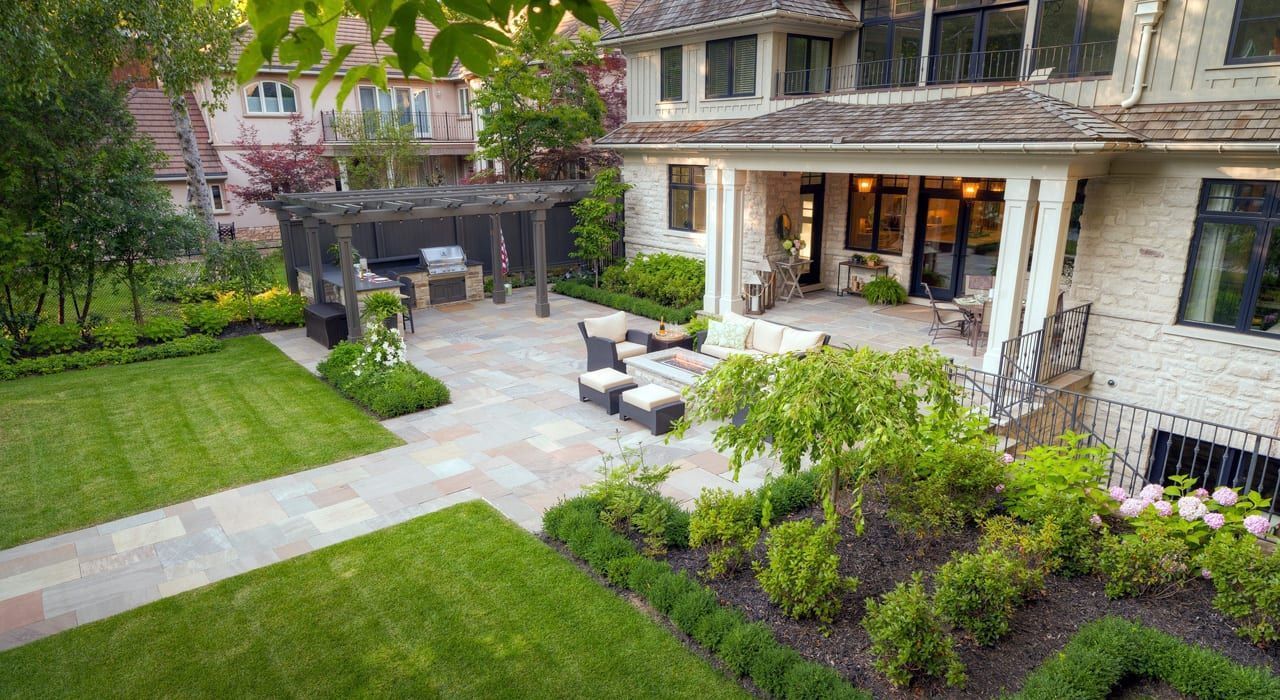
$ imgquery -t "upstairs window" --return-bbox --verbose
[244,81,298,114]
[1180,180,1280,336]
[458,87,471,115]
[669,165,706,232]
[706,35,757,98]
[783,35,833,95]
[1229,0,1280,64]
[1035,0,1123,78]
[858,0,924,88]
[660,46,683,101]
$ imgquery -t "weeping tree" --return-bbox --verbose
[678,346,968,532]
[569,168,630,287]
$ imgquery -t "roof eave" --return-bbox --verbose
[600,141,1143,153]
[600,9,859,46]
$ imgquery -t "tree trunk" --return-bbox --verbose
[126,261,144,324]
[169,93,218,244]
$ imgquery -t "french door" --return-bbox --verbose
[911,195,1004,300]
[931,4,1028,83]
[798,175,825,286]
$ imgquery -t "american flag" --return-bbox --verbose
[499,229,509,277]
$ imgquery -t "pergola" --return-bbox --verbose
[264,180,593,339]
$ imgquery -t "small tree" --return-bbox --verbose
[569,168,630,287]
[333,115,428,190]
[228,116,334,208]
[102,186,204,324]
[204,241,273,327]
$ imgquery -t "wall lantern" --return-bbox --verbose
[961,180,980,199]
[856,177,876,193]
[743,270,765,316]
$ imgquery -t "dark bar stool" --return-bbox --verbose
[398,276,416,334]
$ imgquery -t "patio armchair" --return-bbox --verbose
[578,310,649,371]
[923,283,969,343]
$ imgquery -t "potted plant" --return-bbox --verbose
[850,253,866,265]
[361,290,404,330]
[865,253,882,267]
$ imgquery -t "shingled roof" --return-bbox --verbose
[1092,100,1280,141]
[601,0,857,40]
[126,88,226,180]
[598,119,743,145]
[233,16,445,79]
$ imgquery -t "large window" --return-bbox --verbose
[1149,431,1278,515]
[846,175,908,254]
[1034,0,1123,77]
[244,81,298,114]
[458,87,471,115]
[706,35,757,98]
[669,165,706,232]
[1229,0,1280,64]
[858,0,924,88]
[782,35,833,95]
[1180,180,1280,336]
[660,46,683,101]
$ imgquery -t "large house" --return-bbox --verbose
[598,0,1280,442]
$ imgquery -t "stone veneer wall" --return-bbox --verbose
[1071,175,1280,437]
[620,160,707,259]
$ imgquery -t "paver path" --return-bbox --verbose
[0,291,970,650]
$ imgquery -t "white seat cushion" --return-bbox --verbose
[750,320,787,354]
[622,384,682,411]
[700,344,766,360]
[615,340,648,360]
[579,368,635,392]
[583,310,627,343]
[778,328,826,353]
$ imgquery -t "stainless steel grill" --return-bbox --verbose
[420,245,467,276]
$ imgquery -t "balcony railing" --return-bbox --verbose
[320,110,475,143]
[775,41,1117,96]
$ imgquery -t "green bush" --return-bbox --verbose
[0,336,13,364]
[0,335,223,381]
[26,323,83,355]
[583,456,687,554]
[669,587,719,635]
[690,488,760,578]
[150,263,211,303]
[1199,534,1280,646]
[601,253,705,308]
[755,470,821,524]
[782,662,868,700]
[979,515,1063,579]
[138,316,186,343]
[91,320,139,349]
[934,548,1038,646]
[316,341,450,419]
[749,644,804,698]
[755,519,857,623]
[690,606,746,650]
[181,302,231,336]
[1012,616,1280,700]
[860,276,907,305]
[883,435,1004,536]
[1097,519,1191,598]
[719,622,775,676]
[645,569,701,616]
[214,291,250,323]
[553,279,700,323]
[252,288,306,326]
[862,573,966,688]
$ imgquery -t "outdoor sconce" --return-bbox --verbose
[743,270,765,316]
[962,180,980,199]
[856,177,875,193]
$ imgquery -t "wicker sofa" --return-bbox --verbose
[694,311,830,359]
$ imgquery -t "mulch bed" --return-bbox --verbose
[219,321,301,339]
[660,495,1280,699]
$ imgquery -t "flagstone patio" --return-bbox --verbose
[0,290,972,650]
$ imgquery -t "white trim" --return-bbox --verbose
[1163,324,1280,352]
[600,9,859,47]
[242,80,300,115]
[606,141,1142,154]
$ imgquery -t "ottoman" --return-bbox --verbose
[619,384,685,436]
[578,368,638,415]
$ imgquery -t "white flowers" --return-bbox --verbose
[1138,483,1165,501]
[1176,495,1208,522]
[1152,500,1173,517]
[1243,515,1273,537]
[1211,487,1239,507]
[1118,498,1148,518]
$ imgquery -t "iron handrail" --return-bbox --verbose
[320,110,475,142]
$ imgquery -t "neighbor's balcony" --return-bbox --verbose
[775,41,1117,96]
[320,110,476,143]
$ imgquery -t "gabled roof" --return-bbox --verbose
[233,16,448,80]
[558,0,644,38]
[1092,100,1280,141]
[125,88,226,180]
[601,0,858,41]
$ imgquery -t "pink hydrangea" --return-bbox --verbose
[1090,514,1103,527]
[1119,498,1148,518]
[1000,453,1015,465]
[1211,487,1238,507]
[1202,512,1226,530]
[1193,487,1211,499]
[995,484,1005,493]
[1153,500,1173,517]
[1243,515,1272,537]
[1177,496,1208,522]
[1139,483,1165,501]
[1202,568,1212,580]
[1109,486,1128,502]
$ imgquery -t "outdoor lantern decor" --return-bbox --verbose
[962,179,980,199]
[743,270,765,315]
[856,177,875,193]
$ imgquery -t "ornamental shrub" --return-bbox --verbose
[783,662,870,700]
[91,320,139,349]
[934,549,1036,645]
[755,469,822,524]
[0,335,222,381]
[883,423,1004,536]
[690,488,760,578]
[583,453,688,553]
[755,519,857,623]
[691,606,747,651]
[214,290,250,322]
[552,279,699,323]
[980,515,1063,578]
[860,275,907,305]
[26,322,83,355]
[1097,519,1191,598]
[601,253,705,308]
[181,302,231,336]
[863,573,966,689]
[316,337,450,418]
[750,644,804,698]
[1199,533,1280,646]
[0,336,12,364]
[139,316,186,343]
[669,586,720,635]
[719,622,776,677]
[1115,474,1273,554]
[251,287,306,326]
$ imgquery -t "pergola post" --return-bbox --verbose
[275,210,299,293]
[489,213,506,305]
[303,217,324,304]
[336,224,362,340]
[532,208,550,318]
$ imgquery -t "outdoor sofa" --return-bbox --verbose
[695,311,829,359]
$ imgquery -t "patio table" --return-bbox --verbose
[775,257,811,302]
[954,295,989,355]
[297,264,403,295]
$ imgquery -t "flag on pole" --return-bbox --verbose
[499,229,509,277]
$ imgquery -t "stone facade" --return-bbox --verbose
[620,160,707,259]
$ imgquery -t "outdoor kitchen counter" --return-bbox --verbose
[296,264,403,309]
[297,263,484,310]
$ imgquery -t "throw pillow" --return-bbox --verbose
[583,310,627,343]
[751,320,787,354]
[778,328,826,353]
[706,320,749,350]
[721,310,756,348]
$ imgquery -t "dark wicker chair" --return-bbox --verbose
[577,321,650,372]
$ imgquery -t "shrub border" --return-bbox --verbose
[1011,616,1280,700]
[0,335,224,381]
[552,279,700,323]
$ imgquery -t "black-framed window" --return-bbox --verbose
[1034,0,1123,77]
[782,35,833,95]
[660,46,683,101]
[847,175,909,254]
[1149,430,1278,516]
[1179,179,1280,337]
[1228,0,1280,64]
[706,35,757,98]
[858,0,924,88]
[669,165,706,232]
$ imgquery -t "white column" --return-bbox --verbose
[719,169,746,314]
[983,178,1038,373]
[1023,178,1078,334]
[703,168,724,314]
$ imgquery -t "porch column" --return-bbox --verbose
[532,208,550,318]
[718,169,746,314]
[1023,178,1078,334]
[983,178,1038,373]
[336,224,362,340]
[703,169,724,314]
[304,217,324,304]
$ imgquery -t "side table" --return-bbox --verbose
[837,260,890,297]
[647,331,694,352]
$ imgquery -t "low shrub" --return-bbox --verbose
[980,515,1063,579]
[583,454,687,554]
[553,279,699,324]
[749,644,804,698]
[690,488,760,578]
[755,519,857,623]
[782,662,868,700]
[0,335,223,381]
[883,431,1005,536]
[860,276,907,305]
[252,287,306,326]
[139,316,186,343]
[0,336,13,364]
[1012,616,1280,700]
[26,322,83,355]
[214,291,251,323]
[1199,533,1280,646]
[601,253,705,308]
[1097,519,1191,598]
[316,338,449,419]
[863,573,966,688]
[755,469,821,524]
[150,263,213,303]
[690,605,746,650]
[670,587,720,635]
[91,320,139,349]
[934,548,1037,646]
[181,302,231,336]
[719,622,775,677]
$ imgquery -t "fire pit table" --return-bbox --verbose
[624,348,720,392]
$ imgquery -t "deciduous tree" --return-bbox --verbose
[569,168,630,287]
[229,115,335,208]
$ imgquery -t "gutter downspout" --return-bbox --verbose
[1120,0,1166,109]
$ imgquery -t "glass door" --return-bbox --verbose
[798,176,825,286]
[931,3,1028,83]
[980,6,1027,80]
[915,197,962,298]
[932,13,978,83]
[412,90,431,138]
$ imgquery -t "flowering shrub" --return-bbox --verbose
[1097,518,1191,598]
[316,328,449,419]
[1199,533,1280,646]
[353,324,407,379]
[862,573,966,688]
[754,519,857,623]
[1111,474,1272,553]
[689,488,760,578]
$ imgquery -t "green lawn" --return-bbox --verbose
[0,502,747,699]
[0,335,401,549]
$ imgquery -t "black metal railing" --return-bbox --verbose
[320,110,475,142]
[774,41,1116,96]
[949,365,1280,528]
[1000,303,1092,384]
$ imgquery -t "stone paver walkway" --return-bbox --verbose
[0,291,969,650]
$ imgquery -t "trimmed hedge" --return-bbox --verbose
[544,495,869,700]
[0,335,224,381]
[317,342,450,419]
[553,279,700,324]
[1012,616,1280,700]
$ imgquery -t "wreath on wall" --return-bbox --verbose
[774,208,792,240]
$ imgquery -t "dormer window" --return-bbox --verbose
[244,81,298,114]
[660,46,683,101]
[706,35,757,99]
[783,35,833,95]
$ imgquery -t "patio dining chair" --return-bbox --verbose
[398,276,416,334]
[923,283,968,343]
